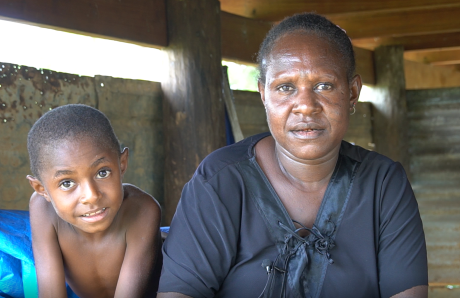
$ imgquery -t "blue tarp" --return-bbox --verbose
[0,209,169,298]
[0,210,37,298]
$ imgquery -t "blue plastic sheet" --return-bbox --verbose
[1,209,169,298]
[0,210,37,298]
[0,210,80,298]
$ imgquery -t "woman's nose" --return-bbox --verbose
[292,89,321,115]
[80,180,101,204]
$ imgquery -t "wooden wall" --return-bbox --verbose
[0,63,164,210]
[406,87,460,287]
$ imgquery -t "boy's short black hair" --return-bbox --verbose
[257,12,355,84]
[28,104,121,180]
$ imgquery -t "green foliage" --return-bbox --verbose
[222,61,259,92]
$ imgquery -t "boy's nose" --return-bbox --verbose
[80,180,101,204]
[292,89,321,115]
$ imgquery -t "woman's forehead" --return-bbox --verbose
[265,32,346,75]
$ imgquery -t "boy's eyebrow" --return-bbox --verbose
[54,170,74,179]
[91,157,108,168]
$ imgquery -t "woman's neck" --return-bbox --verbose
[273,141,340,192]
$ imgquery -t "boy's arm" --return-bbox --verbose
[29,192,68,298]
[114,184,162,298]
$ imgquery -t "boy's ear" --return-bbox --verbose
[120,147,129,177]
[26,175,51,202]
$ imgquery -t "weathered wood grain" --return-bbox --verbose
[162,0,226,224]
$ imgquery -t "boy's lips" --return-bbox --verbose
[80,207,108,222]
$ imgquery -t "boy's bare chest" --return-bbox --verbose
[57,228,126,298]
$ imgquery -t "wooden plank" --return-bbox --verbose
[404,48,460,65]
[404,60,460,89]
[221,11,272,64]
[220,0,460,21]
[328,5,460,39]
[0,0,167,47]
[353,32,460,51]
[233,90,268,138]
[162,0,226,224]
[221,12,375,85]
[406,87,460,284]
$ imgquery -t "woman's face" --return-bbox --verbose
[259,31,361,163]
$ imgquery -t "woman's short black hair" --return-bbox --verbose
[257,12,355,84]
[27,104,121,180]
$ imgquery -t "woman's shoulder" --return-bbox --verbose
[196,132,270,180]
[340,140,396,166]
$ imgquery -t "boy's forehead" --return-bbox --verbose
[39,137,118,174]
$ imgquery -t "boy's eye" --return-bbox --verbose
[97,169,111,179]
[59,180,75,190]
[315,83,332,91]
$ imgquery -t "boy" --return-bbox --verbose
[26,104,161,298]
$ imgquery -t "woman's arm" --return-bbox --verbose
[391,285,428,298]
[114,184,162,298]
[29,192,68,298]
[377,163,428,297]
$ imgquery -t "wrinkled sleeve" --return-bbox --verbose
[158,173,240,297]
[378,162,428,298]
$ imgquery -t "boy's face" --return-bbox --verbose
[28,136,128,234]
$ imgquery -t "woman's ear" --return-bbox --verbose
[26,175,51,202]
[120,147,129,177]
[349,74,362,107]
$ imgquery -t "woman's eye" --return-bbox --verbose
[277,85,294,92]
[59,180,75,190]
[97,169,111,179]
[315,83,332,91]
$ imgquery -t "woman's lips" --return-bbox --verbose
[290,128,324,139]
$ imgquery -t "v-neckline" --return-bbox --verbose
[250,137,343,237]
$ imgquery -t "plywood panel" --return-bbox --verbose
[0,63,164,210]
[95,76,164,207]
[0,63,97,210]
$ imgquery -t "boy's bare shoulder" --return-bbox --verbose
[119,183,161,226]
[29,192,59,223]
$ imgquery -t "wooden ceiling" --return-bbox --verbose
[220,0,460,69]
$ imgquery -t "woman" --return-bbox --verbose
[158,13,428,298]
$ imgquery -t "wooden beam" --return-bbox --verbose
[328,5,460,39]
[404,48,460,66]
[163,0,226,224]
[352,31,460,51]
[0,0,167,47]
[220,0,460,21]
[371,46,410,174]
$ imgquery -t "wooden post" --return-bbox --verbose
[163,0,226,224]
[371,45,410,175]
